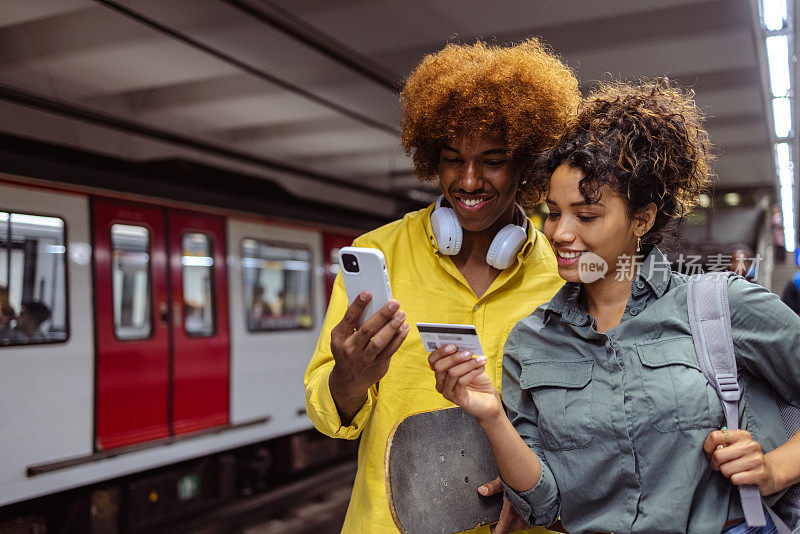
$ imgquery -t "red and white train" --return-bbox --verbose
[0,168,385,531]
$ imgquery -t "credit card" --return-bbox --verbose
[416,322,483,355]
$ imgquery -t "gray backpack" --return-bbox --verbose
[687,272,800,533]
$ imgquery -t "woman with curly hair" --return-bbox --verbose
[305,39,579,533]
[430,79,800,533]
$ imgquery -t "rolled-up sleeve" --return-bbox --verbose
[729,278,800,407]
[501,321,561,526]
[304,272,376,439]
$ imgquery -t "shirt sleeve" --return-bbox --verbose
[500,320,561,526]
[303,270,377,439]
[729,277,800,407]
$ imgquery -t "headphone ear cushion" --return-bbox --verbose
[430,206,462,255]
[486,224,527,269]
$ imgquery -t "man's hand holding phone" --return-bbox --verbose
[328,291,409,424]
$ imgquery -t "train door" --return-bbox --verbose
[168,211,229,435]
[94,200,170,449]
[322,232,357,302]
[93,200,229,450]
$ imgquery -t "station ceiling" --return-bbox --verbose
[0,0,781,224]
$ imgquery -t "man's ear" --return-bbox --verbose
[634,202,657,237]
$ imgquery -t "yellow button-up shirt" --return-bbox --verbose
[304,203,564,533]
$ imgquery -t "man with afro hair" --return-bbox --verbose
[305,39,578,534]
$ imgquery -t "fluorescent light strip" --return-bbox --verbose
[781,183,795,252]
[772,97,793,137]
[776,143,796,252]
[766,35,791,97]
[762,0,788,30]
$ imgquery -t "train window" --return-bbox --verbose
[111,224,152,340]
[0,211,68,346]
[182,232,215,337]
[241,239,313,331]
[328,248,341,276]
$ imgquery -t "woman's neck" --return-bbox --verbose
[581,254,640,333]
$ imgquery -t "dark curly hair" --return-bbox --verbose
[535,78,713,246]
[400,38,580,209]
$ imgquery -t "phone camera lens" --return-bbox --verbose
[341,253,359,273]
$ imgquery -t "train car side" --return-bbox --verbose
[0,182,95,505]
[227,217,325,434]
[0,178,360,531]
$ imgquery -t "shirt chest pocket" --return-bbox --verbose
[636,337,721,432]
[520,360,594,451]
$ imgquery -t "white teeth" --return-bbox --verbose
[558,251,583,259]
[460,198,484,207]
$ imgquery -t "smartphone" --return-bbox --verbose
[338,246,394,327]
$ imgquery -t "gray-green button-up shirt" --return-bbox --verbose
[502,247,800,534]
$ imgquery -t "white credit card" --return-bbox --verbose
[416,322,483,355]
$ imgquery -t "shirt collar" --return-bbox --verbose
[543,282,586,326]
[543,246,671,326]
[635,246,671,298]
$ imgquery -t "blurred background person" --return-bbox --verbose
[0,287,14,329]
[10,301,52,343]
[781,271,800,314]
[0,287,16,343]
[727,243,756,280]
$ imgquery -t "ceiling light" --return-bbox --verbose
[781,182,795,252]
[776,142,794,183]
[773,97,793,137]
[762,0,788,30]
[724,192,741,206]
[766,35,791,97]
[775,142,796,252]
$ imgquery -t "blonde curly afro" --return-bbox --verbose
[400,38,580,208]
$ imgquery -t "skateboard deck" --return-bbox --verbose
[385,406,502,534]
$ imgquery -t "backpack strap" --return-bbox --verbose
[687,272,767,528]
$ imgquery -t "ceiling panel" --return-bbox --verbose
[0,0,779,242]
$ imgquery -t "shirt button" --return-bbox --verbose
[473,304,480,311]
[636,281,644,289]
[630,308,639,316]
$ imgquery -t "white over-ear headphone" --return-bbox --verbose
[430,195,528,269]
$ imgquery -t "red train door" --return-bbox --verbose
[322,232,357,302]
[94,200,230,450]
[168,211,229,435]
[94,200,170,449]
